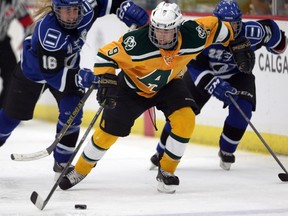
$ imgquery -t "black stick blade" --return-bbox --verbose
[30,191,45,210]
[278,173,288,182]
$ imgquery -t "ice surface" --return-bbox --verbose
[0,120,288,216]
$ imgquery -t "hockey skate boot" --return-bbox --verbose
[150,152,160,170]
[53,161,69,180]
[59,168,87,190]
[156,167,179,194]
[218,150,235,171]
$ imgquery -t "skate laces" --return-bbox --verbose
[221,150,233,156]
[160,168,174,178]
[66,169,86,184]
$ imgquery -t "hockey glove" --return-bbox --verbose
[205,77,238,105]
[229,37,255,74]
[97,74,118,109]
[76,68,99,88]
[267,30,287,54]
[116,1,148,28]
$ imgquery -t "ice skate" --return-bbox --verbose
[150,152,160,170]
[59,168,87,190]
[218,150,235,171]
[156,167,179,194]
[53,161,72,180]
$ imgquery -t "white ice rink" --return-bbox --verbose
[0,120,288,216]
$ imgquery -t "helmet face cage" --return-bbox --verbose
[52,0,84,29]
[149,2,182,49]
[213,0,243,37]
[230,20,242,38]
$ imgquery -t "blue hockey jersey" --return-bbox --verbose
[21,0,127,92]
[189,19,285,85]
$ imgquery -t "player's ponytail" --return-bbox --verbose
[31,0,53,31]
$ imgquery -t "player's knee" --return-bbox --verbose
[237,99,253,119]
[59,95,83,125]
[228,99,253,129]
[92,127,118,149]
[168,107,195,138]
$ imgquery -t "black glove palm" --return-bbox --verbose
[229,37,255,74]
[97,74,118,109]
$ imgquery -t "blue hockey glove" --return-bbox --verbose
[205,77,238,105]
[116,1,148,28]
[76,68,99,88]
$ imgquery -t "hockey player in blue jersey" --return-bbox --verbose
[150,0,287,171]
[0,0,148,176]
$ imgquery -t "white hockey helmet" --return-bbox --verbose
[149,2,182,49]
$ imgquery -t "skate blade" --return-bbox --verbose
[220,161,232,171]
[149,163,158,170]
[157,182,177,194]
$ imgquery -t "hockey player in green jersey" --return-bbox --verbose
[59,1,253,193]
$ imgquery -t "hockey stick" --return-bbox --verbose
[30,103,104,210]
[228,94,288,182]
[14,24,136,161]
[11,83,97,161]
[11,25,136,161]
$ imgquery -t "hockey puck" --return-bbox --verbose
[75,204,87,210]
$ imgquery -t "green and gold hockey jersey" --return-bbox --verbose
[94,16,234,98]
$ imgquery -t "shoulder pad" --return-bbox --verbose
[85,0,97,9]
[243,21,263,36]
[242,21,264,47]
[78,1,94,29]
[82,0,93,14]
[122,27,157,55]
[37,14,67,51]
[180,20,207,48]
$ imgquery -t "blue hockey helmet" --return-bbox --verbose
[213,0,242,37]
[52,0,84,29]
